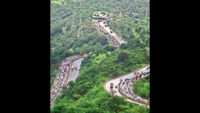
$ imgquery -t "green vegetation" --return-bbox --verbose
[51,1,63,5]
[51,0,150,112]
[50,0,150,87]
[51,40,150,112]
[92,52,111,64]
[52,83,149,113]
[133,78,150,99]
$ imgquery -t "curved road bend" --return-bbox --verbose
[104,64,150,107]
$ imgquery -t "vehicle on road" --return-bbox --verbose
[80,53,84,57]
[64,66,67,71]
[148,98,150,103]
[93,11,107,19]
[110,83,114,90]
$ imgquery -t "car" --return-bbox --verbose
[115,85,117,88]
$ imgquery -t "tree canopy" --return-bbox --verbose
[51,0,150,112]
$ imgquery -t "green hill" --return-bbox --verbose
[51,0,150,112]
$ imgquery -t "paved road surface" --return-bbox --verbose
[104,64,150,107]
[93,20,126,47]
[51,56,84,108]
[99,21,126,44]
[104,64,149,93]
[120,66,149,79]
[67,58,84,83]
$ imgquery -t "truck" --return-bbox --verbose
[79,53,84,58]
[110,83,114,90]
[71,66,74,71]
[93,11,107,19]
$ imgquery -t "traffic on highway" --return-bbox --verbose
[119,66,150,104]
[104,65,150,107]
[50,53,92,108]
[50,12,149,108]
[92,19,126,48]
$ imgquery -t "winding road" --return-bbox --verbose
[104,64,150,107]
[50,17,150,108]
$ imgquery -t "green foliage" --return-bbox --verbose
[72,94,82,100]
[51,40,150,111]
[133,78,150,99]
[118,52,129,62]
[51,0,150,112]
[51,1,63,6]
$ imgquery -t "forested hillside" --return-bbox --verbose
[50,0,149,87]
[51,43,150,112]
[51,0,150,112]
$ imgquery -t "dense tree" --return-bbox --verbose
[118,52,129,62]
[51,0,150,112]
[133,78,150,99]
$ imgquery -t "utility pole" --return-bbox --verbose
[80,17,83,36]
[118,11,123,21]
[77,28,80,38]
[77,17,83,38]
[71,13,75,32]
[73,1,96,38]
[77,0,83,38]
[62,27,66,33]
[80,0,83,37]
